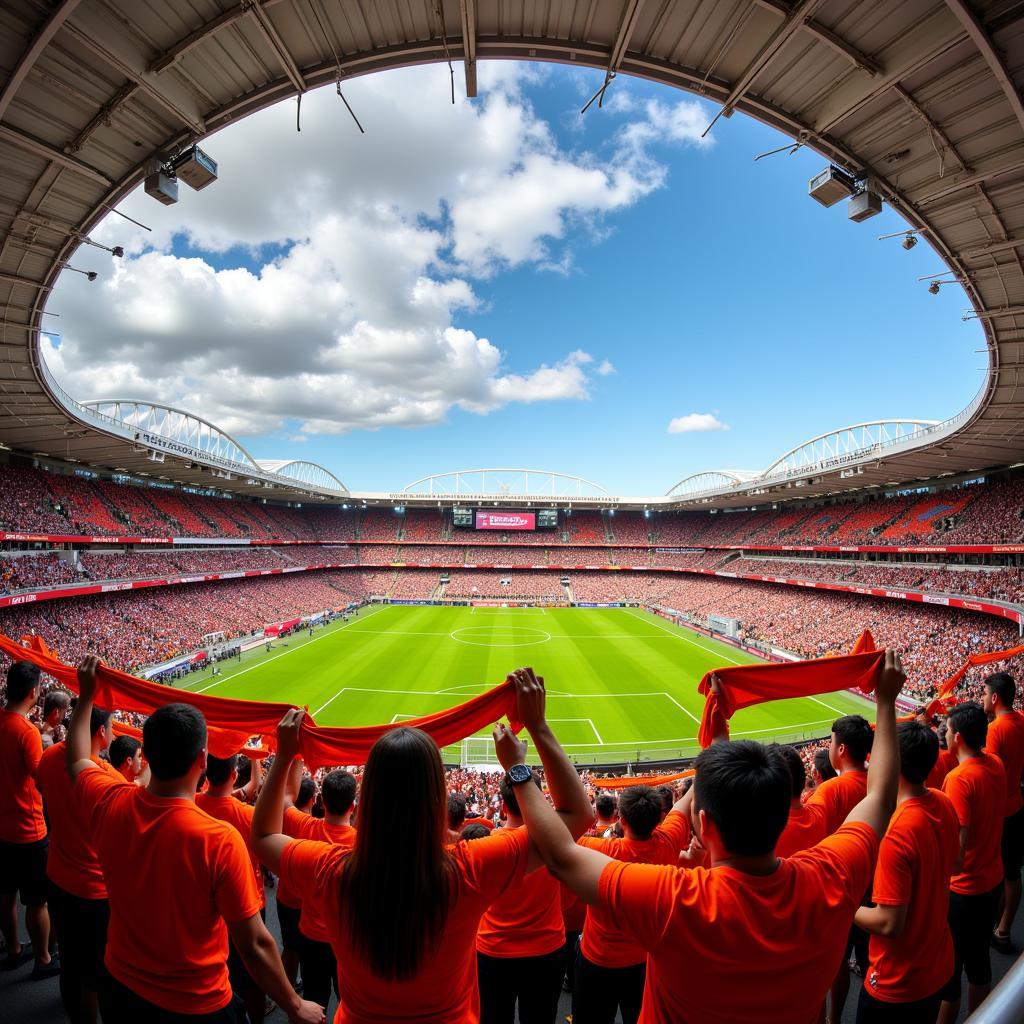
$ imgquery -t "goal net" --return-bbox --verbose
[460,736,502,767]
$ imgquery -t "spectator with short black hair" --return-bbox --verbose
[40,690,70,750]
[982,671,1024,953]
[773,745,826,858]
[0,660,57,978]
[108,735,145,784]
[855,722,960,1023]
[572,784,690,1024]
[938,701,1007,1022]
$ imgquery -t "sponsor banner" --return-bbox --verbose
[655,547,704,554]
[475,510,536,531]
[575,602,623,608]
[172,536,249,546]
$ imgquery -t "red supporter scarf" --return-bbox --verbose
[695,630,884,748]
[0,632,521,769]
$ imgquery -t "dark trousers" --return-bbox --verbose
[99,975,246,1023]
[572,948,646,1024]
[477,947,564,1024]
[941,884,1001,1001]
[561,930,581,991]
[298,934,338,1012]
[856,985,942,1023]
[47,882,110,1013]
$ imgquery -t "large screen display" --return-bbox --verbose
[475,510,536,531]
[453,507,474,527]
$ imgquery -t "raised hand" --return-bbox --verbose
[510,667,546,733]
[876,650,906,705]
[275,708,305,761]
[492,722,528,771]
[76,654,101,702]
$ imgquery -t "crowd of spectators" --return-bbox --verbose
[442,572,568,601]
[0,553,80,594]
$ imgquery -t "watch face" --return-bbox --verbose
[508,764,532,784]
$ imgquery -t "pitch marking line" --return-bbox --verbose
[808,695,845,715]
[559,715,839,749]
[547,718,604,744]
[623,609,745,665]
[187,606,387,695]
[660,691,702,725]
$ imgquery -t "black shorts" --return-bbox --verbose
[277,896,302,952]
[856,985,942,1024]
[100,975,246,1024]
[226,905,266,998]
[47,881,110,991]
[1001,806,1024,881]
[940,884,1001,1000]
[0,838,49,906]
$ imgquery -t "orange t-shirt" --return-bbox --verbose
[942,753,1006,895]
[598,822,879,1024]
[578,810,689,968]
[282,807,355,942]
[805,770,867,835]
[776,802,828,859]
[36,741,118,900]
[280,825,530,1024]
[476,826,564,958]
[77,766,262,1015]
[986,711,1024,817]
[865,790,959,1003]
[276,806,309,909]
[927,749,957,791]
[195,793,264,909]
[0,708,46,844]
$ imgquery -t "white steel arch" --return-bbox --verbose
[666,470,761,497]
[81,400,258,467]
[403,469,608,498]
[760,420,939,480]
[256,460,348,494]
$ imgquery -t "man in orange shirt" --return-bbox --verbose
[196,753,268,1023]
[572,784,689,1024]
[447,792,468,842]
[938,700,1007,1023]
[0,661,58,978]
[66,655,323,1024]
[276,765,358,1013]
[475,774,569,1024]
[773,745,826,858]
[36,704,118,1023]
[108,735,145,783]
[982,671,1024,952]
[500,650,907,1024]
[805,713,873,1018]
[854,721,960,1022]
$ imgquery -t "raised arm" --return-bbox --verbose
[509,667,593,838]
[252,709,304,873]
[844,650,904,838]
[65,655,101,782]
[234,752,261,803]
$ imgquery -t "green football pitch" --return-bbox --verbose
[176,605,876,766]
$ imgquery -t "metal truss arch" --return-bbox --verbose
[761,420,940,480]
[81,400,259,468]
[666,470,761,497]
[256,459,348,494]
[402,469,608,498]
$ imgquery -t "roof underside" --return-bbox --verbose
[1,0,1023,508]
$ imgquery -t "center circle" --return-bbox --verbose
[450,626,552,647]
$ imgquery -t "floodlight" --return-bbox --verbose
[929,281,941,294]
[901,235,917,250]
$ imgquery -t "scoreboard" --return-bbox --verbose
[453,507,559,531]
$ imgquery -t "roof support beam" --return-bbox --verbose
[963,236,1024,259]
[707,0,828,132]
[243,0,307,95]
[0,123,112,186]
[753,0,881,75]
[945,0,1024,137]
[916,151,1024,205]
[460,0,478,98]
[62,6,207,136]
[0,0,82,120]
[65,82,139,154]
[0,271,51,291]
[609,0,645,72]
[893,84,968,174]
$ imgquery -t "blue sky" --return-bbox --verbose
[49,62,982,496]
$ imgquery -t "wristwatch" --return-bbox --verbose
[506,763,533,786]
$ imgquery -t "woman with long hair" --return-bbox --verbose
[253,668,593,1023]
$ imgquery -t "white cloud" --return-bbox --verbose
[52,66,713,438]
[667,412,730,434]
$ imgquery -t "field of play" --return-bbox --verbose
[178,606,876,766]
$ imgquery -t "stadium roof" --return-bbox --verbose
[1,0,1023,508]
